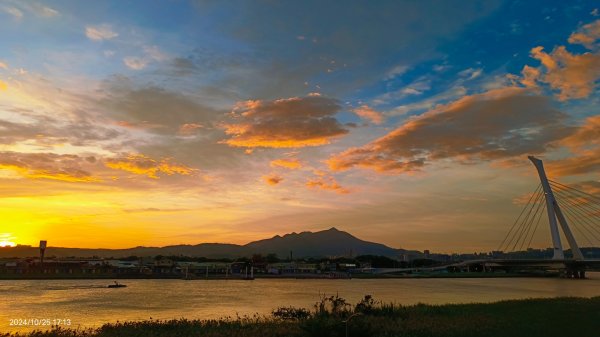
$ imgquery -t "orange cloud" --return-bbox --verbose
[568,20,600,49]
[520,65,541,88]
[0,80,7,91]
[559,115,600,149]
[222,95,348,148]
[0,164,98,182]
[105,154,195,179]
[306,175,349,194]
[0,152,98,182]
[116,120,163,130]
[263,173,283,185]
[526,45,600,101]
[547,114,600,177]
[517,20,600,101]
[178,123,203,136]
[353,105,385,124]
[328,87,571,173]
[270,158,302,170]
[549,152,600,177]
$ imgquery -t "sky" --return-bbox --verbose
[1,0,600,253]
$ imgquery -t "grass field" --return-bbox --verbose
[4,296,599,337]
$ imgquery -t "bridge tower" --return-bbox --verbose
[528,156,583,260]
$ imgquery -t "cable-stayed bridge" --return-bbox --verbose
[373,156,600,278]
[457,156,600,278]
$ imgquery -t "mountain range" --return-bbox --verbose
[0,228,418,259]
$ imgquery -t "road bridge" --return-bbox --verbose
[470,157,600,278]
[377,156,600,278]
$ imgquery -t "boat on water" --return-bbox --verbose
[107,281,127,288]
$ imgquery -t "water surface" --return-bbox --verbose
[2,274,600,332]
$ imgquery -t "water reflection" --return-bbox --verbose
[2,274,600,332]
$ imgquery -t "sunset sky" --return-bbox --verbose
[1,0,600,252]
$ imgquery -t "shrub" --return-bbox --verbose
[272,307,311,320]
[354,295,377,314]
[314,294,351,317]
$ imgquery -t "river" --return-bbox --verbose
[2,274,600,332]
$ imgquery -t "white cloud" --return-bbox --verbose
[37,5,58,17]
[3,6,23,20]
[123,57,148,70]
[374,77,431,104]
[123,46,168,70]
[401,87,424,95]
[21,2,59,17]
[458,67,483,80]
[433,63,451,72]
[143,45,168,61]
[388,85,467,116]
[384,65,409,80]
[85,24,118,41]
[0,3,58,21]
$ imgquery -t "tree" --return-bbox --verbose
[266,253,280,263]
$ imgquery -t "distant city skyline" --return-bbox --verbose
[1,1,599,253]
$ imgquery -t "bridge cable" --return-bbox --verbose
[510,187,545,252]
[554,196,600,243]
[549,180,600,204]
[552,190,600,242]
[553,187,600,225]
[503,186,542,252]
[550,183,600,228]
[566,211,596,248]
[518,191,546,252]
[551,185,600,235]
[509,188,545,253]
[497,183,542,252]
[559,203,600,245]
[552,189,600,242]
[549,181,600,215]
[557,197,596,247]
[526,200,546,249]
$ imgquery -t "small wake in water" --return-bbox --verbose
[44,285,110,290]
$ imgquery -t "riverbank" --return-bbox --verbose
[0,271,560,280]
[3,296,598,337]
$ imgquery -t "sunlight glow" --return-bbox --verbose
[0,240,16,247]
[0,233,16,247]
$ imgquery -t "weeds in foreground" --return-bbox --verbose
[5,296,600,337]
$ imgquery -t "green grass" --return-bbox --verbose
[4,296,599,337]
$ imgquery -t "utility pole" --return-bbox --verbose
[39,240,47,271]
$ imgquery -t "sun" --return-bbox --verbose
[0,240,16,247]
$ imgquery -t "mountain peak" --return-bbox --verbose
[0,228,408,259]
[243,227,404,258]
